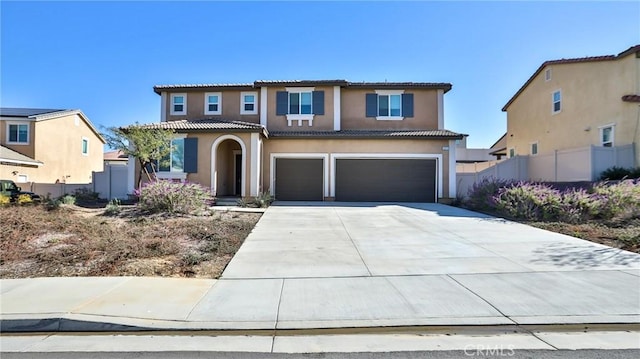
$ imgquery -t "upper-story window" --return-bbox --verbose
[241,91,258,115]
[289,91,312,114]
[600,125,614,147]
[6,122,29,144]
[276,88,325,126]
[378,94,402,117]
[545,68,552,81]
[366,90,414,121]
[552,90,561,114]
[82,137,89,156]
[204,92,222,115]
[170,94,187,115]
[509,148,515,158]
[530,142,538,156]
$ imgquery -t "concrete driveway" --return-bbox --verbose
[223,202,640,278]
[219,202,640,328]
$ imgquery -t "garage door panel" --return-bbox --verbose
[335,159,436,202]
[275,158,324,201]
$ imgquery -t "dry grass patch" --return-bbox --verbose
[0,205,260,278]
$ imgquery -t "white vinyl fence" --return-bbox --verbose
[19,164,130,200]
[457,144,636,198]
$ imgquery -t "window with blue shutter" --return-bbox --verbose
[276,91,288,115]
[184,138,198,173]
[276,90,325,115]
[366,92,414,119]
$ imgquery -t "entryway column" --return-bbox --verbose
[250,133,260,196]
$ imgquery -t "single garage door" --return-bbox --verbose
[335,159,436,202]
[275,158,324,201]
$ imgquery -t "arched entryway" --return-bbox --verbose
[211,135,246,197]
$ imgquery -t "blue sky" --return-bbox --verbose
[1,1,638,148]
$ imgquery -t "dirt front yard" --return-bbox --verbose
[0,205,261,279]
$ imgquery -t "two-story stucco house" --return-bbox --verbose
[131,80,463,202]
[0,108,105,184]
[502,45,640,168]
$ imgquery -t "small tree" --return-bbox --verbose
[103,124,175,188]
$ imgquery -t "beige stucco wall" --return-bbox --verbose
[1,115,103,184]
[265,86,335,131]
[341,88,439,130]
[262,138,451,198]
[506,55,640,165]
[33,114,104,183]
[164,90,260,124]
[0,164,40,183]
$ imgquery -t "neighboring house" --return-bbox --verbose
[0,108,105,183]
[502,45,640,167]
[489,133,507,160]
[455,136,495,163]
[132,79,463,202]
[104,150,128,166]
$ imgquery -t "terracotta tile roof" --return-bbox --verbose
[254,80,349,86]
[502,45,640,111]
[134,119,265,132]
[622,94,640,103]
[154,80,453,93]
[347,82,452,92]
[104,150,128,161]
[0,145,42,166]
[153,83,254,94]
[269,129,464,139]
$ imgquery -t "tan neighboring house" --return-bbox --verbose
[132,80,464,202]
[502,45,640,168]
[104,150,128,166]
[0,108,105,183]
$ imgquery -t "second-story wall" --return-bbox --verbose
[163,89,260,124]
[341,88,440,130]
[506,54,639,157]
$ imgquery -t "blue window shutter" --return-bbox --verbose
[184,137,198,173]
[402,93,414,117]
[365,93,378,117]
[312,91,324,115]
[276,91,288,115]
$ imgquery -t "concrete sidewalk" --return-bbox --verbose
[1,203,639,333]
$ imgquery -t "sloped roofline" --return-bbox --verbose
[1,108,106,144]
[501,45,640,112]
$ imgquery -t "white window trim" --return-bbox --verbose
[16,174,28,183]
[375,89,404,121]
[545,68,552,82]
[286,88,314,117]
[599,123,615,147]
[170,93,187,115]
[81,137,89,156]
[6,121,30,145]
[240,91,258,115]
[552,89,562,114]
[158,134,187,173]
[204,92,222,115]
[530,141,538,156]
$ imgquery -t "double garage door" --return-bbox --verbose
[275,158,436,202]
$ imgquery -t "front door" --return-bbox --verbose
[234,153,242,196]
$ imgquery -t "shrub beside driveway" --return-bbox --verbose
[463,179,640,253]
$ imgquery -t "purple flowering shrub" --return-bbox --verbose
[135,180,214,214]
[466,177,512,211]
[493,182,561,221]
[465,178,640,223]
